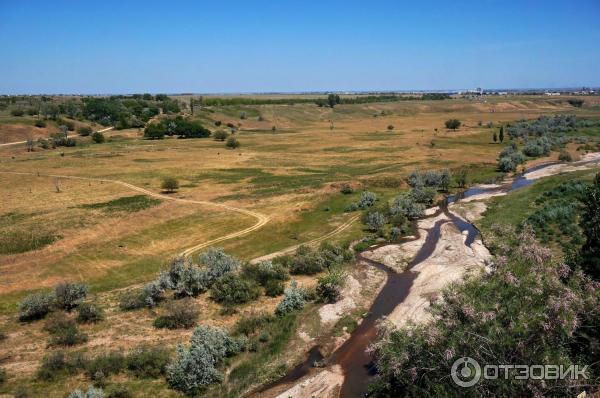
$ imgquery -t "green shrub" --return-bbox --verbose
[166,326,241,395]
[105,386,133,398]
[213,130,228,141]
[55,282,89,310]
[78,126,93,136]
[44,316,88,346]
[264,279,285,297]
[445,118,461,130]
[36,351,80,381]
[315,269,347,303]
[161,177,179,193]
[10,109,24,116]
[558,149,573,162]
[210,274,260,306]
[118,289,147,311]
[225,136,240,149]
[76,302,104,323]
[362,211,387,232]
[358,191,377,208]
[84,352,126,380]
[18,292,55,321]
[35,119,47,128]
[233,312,275,336]
[153,299,198,329]
[242,260,289,287]
[91,132,105,143]
[126,346,170,378]
[340,184,354,194]
[144,123,166,139]
[275,281,307,317]
[0,367,6,385]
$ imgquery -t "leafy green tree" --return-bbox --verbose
[445,119,461,130]
[161,177,179,193]
[91,132,105,143]
[144,123,166,139]
[209,274,260,306]
[327,94,338,108]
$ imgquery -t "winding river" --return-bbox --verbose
[259,155,600,398]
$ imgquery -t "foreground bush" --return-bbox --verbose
[275,281,307,317]
[55,282,89,310]
[154,299,199,329]
[44,316,88,346]
[126,346,170,378]
[210,274,260,306]
[18,291,55,321]
[167,326,243,395]
[316,269,347,303]
[76,302,104,323]
[369,227,599,397]
[91,131,105,143]
[36,351,80,380]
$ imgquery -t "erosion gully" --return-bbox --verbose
[257,160,577,398]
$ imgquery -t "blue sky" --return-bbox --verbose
[0,0,598,93]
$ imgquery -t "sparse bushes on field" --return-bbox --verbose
[105,385,133,398]
[54,282,89,310]
[78,126,93,136]
[225,136,240,149]
[44,316,88,347]
[213,130,228,141]
[76,302,104,323]
[166,326,242,395]
[568,99,584,108]
[275,281,307,317]
[35,119,47,128]
[0,367,6,385]
[18,291,55,321]
[154,299,199,329]
[316,269,346,303]
[210,274,260,306]
[161,177,179,193]
[10,109,24,116]
[36,351,80,381]
[233,312,275,336]
[91,131,105,143]
[264,279,285,296]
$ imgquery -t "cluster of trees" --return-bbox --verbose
[345,191,378,212]
[497,143,526,172]
[19,282,89,321]
[369,174,600,397]
[144,117,210,139]
[315,93,452,108]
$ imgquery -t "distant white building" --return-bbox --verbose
[545,92,561,96]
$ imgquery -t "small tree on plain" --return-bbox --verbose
[387,125,394,131]
[493,131,498,143]
[445,119,461,131]
[499,126,504,143]
[91,132,105,143]
[161,177,179,193]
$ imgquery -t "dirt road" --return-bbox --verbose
[0,170,269,257]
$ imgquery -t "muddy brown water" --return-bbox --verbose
[256,160,580,398]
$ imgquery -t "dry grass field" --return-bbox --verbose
[1,95,599,396]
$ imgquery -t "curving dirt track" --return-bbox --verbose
[0,170,270,257]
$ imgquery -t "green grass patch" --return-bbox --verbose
[79,195,161,213]
[0,228,58,255]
